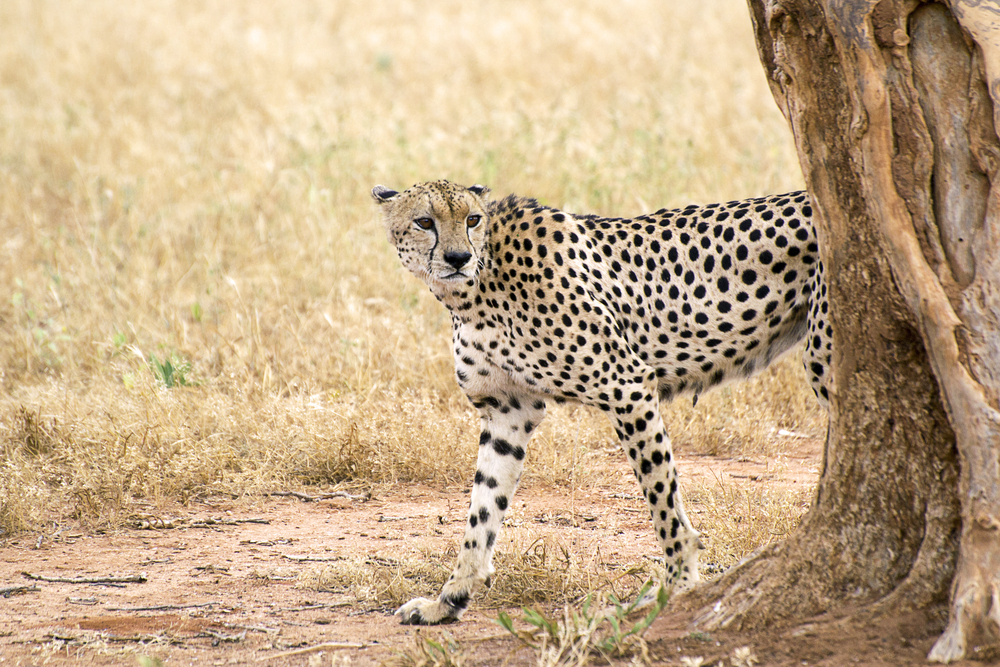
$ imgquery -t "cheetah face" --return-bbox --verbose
[372,180,491,290]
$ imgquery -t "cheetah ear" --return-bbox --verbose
[371,185,398,204]
[467,184,490,199]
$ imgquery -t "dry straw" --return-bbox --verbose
[0,0,824,591]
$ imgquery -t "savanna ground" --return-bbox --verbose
[0,0,954,664]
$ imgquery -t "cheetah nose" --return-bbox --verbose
[444,251,472,270]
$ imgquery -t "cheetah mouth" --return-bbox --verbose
[440,271,471,280]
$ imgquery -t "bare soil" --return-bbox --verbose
[0,443,969,666]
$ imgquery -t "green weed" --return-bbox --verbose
[496,580,669,665]
[148,353,194,388]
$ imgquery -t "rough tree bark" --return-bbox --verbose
[687,1,1000,661]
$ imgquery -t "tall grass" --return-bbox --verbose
[0,0,821,534]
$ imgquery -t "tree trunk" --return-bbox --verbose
[687,0,1000,661]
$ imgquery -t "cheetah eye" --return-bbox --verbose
[466,215,482,228]
[414,217,434,230]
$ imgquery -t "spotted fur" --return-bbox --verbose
[372,180,831,625]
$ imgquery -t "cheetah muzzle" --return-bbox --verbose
[372,180,831,625]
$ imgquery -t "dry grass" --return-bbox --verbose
[664,351,827,459]
[0,0,823,554]
[296,529,656,612]
[296,553,448,611]
[689,476,814,574]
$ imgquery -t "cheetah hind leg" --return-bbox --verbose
[623,523,703,617]
[610,373,703,606]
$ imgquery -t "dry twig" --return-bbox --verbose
[0,584,40,597]
[222,621,279,634]
[22,572,146,585]
[278,602,352,612]
[266,491,317,502]
[46,631,184,645]
[203,629,246,645]
[106,602,215,612]
[266,490,369,503]
[257,641,364,661]
[318,491,370,502]
[131,516,270,529]
[281,554,343,562]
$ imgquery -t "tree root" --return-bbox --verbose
[929,522,1000,663]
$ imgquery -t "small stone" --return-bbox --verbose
[892,29,910,46]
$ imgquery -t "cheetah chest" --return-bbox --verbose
[451,319,536,399]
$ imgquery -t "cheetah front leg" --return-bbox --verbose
[397,393,546,625]
[609,371,701,593]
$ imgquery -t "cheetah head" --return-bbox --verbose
[371,180,491,292]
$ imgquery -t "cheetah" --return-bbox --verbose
[371,180,830,625]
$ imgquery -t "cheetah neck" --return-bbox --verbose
[425,272,482,319]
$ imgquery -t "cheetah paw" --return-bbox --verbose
[396,597,461,625]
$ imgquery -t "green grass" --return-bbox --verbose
[496,581,670,664]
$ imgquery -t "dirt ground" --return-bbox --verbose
[0,443,974,666]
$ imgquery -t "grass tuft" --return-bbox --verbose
[148,353,196,388]
[298,554,449,611]
[690,475,813,574]
[10,405,59,457]
[496,581,669,666]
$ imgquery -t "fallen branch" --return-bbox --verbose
[258,641,364,661]
[203,629,246,645]
[318,491,369,502]
[266,490,369,503]
[281,554,343,562]
[195,517,268,527]
[277,602,352,612]
[23,572,146,585]
[131,516,270,530]
[0,584,40,597]
[222,622,279,634]
[266,491,316,502]
[106,633,184,645]
[67,597,99,605]
[106,602,215,612]
[46,631,183,645]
